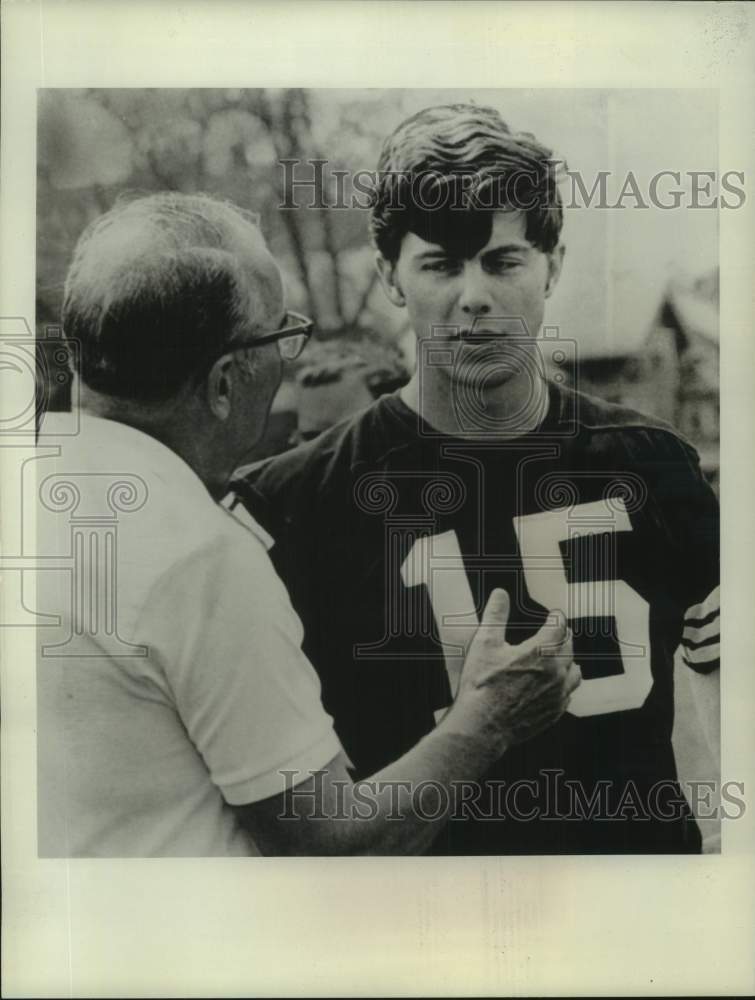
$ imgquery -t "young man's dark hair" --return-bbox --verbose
[369,103,564,263]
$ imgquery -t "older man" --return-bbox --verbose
[36,192,579,857]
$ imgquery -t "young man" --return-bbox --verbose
[240,104,720,854]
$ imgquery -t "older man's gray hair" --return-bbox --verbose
[62,192,272,401]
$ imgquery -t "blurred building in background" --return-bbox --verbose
[556,268,719,492]
[253,336,410,459]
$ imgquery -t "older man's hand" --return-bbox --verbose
[449,589,581,757]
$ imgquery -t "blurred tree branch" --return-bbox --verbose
[257,89,320,325]
[37,88,399,345]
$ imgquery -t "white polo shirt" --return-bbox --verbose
[36,414,341,857]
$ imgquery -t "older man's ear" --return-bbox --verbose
[206,355,234,420]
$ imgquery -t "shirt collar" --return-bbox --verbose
[45,411,227,507]
[41,411,276,549]
[78,413,213,499]
[220,492,275,551]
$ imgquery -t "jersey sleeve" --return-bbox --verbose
[647,431,720,674]
[137,531,342,805]
[681,586,719,674]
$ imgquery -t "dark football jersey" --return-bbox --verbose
[236,380,720,855]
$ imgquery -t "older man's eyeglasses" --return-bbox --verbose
[230,311,314,361]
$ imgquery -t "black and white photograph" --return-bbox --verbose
[34,85,724,859]
[2,2,754,997]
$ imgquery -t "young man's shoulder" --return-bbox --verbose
[236,382,709,525]
[560,381,702,469]
[237,394,404,503]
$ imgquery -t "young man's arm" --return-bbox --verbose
[688,669,720,768]
[234,592,581,855]
[666,444,720,763]
[648,431,720,850]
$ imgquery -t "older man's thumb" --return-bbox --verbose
[480,588,511,638]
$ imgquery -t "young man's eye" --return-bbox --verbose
[487,257,523,273]
[422,259,460,273]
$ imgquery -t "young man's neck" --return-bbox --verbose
[399,367,550,439]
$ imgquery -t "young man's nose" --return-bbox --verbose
[457,264,494,315]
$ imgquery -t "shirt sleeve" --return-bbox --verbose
[137,530,343,805]
[232,459,321,653]
[648,431,720,674]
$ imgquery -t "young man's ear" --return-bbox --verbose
[375,253,406,308]
[206,354,234,420]
[545,244,565,299]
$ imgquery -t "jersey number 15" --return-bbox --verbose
[401,499,652,718]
